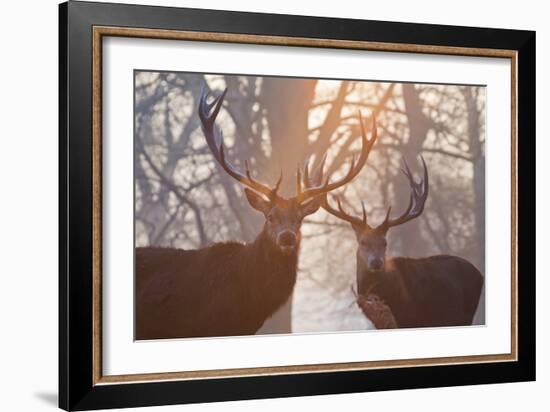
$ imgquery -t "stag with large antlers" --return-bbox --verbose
[309,157,483,329]
[135,87,377,339]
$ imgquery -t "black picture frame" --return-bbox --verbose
[59,1,535,410]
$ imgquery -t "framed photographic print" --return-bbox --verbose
[59,1,535,410]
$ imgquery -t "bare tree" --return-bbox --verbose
[135,71,486,332]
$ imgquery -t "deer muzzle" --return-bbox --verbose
[367,256,385,272]
[277,230,298,252]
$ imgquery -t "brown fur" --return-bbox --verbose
[135,228,299,339]
[357,255,484,328]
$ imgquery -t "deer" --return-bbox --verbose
[135,88,378,340]
[307,156,483,329]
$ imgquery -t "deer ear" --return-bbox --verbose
[244,188,271,215]
[300,197,322,217]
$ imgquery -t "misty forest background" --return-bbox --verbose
[134,71,486,333]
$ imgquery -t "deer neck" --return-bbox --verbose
[356,253,401,295]
[356,254,383,293]
[247,227,299,280]
[236,227,299,313]
[356,254,410,307]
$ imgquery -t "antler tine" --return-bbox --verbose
[361,201,368,225]
[273,169,283,198]
[198,86,281,201]
[301,153,370,228]
[299,154,326,197]
[418,155,429,209]
[244,160,253,180]
[296,112,377,203]
[198,87,227,160]
[321,195,369,228]
[380,156,429,231]
[302,158,310,189]
[296,163,302,199]
[317,154,327,183]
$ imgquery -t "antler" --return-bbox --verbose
[323,195,370,228]
[309,155,428,232]
[198,86,283,201]
[296,112,377,204]
[379,156,429,232]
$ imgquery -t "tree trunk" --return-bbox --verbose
[395,84,432,257]
[256,78,317,333]
[463,87,485,324]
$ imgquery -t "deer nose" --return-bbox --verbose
[370,257,384,271]
[277,231,297,247]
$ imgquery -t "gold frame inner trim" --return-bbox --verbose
[92,25,518,386]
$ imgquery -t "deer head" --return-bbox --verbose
[198,87,377,254]
[310,156,428,270]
